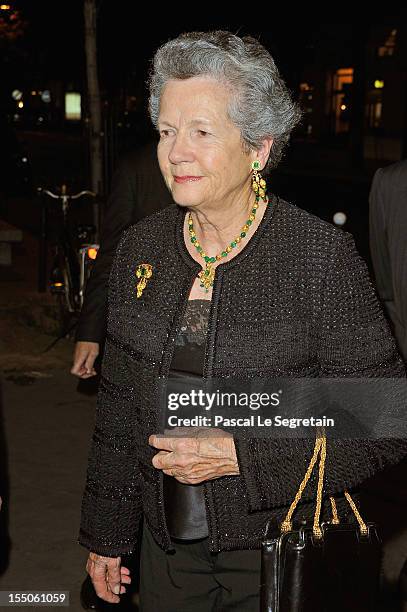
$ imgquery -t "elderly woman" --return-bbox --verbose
[79,31,407,610]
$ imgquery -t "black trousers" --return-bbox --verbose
[139,523,261,611]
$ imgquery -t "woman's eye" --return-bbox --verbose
[197,130,208,136]
[160,129,175,138]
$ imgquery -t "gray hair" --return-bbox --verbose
[148,31,303,172]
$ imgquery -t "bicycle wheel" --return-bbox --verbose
[50,255,76,337]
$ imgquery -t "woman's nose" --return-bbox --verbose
[168,134,195,164]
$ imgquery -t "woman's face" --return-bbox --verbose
[157,77,258,209]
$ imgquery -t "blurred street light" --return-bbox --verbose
[0,4,27,41]
[11,89,22,100]
[41,90,51,103]
[65,92,81,120]
[333,212,347,226]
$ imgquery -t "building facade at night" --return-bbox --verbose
[295,23,407,166]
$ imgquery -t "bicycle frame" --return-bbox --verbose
[37,185,98,320]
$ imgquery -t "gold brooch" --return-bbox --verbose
[135,263,153,298]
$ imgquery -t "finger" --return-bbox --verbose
[81,370,97,378]
[74,368,96,379]
[165,457,236,482]
[107,563,122,596]
[71,344,89,372]
[149,434,198,452]
[84,352,98,374]
[152,450,193,470]
[197,437,235,458]
[154,450,208,472]
[172,469,212,483]
[71,358,87,376]
[152,450,173,469]
[93,584,120,604]
[149,434,179,451]
[71,363,97,378]
[88,555,122,603]
[174,471,218,484]
[161,463,210,479]
[92,572,119,603]
[120,566,131,576]
[75,367,90,378]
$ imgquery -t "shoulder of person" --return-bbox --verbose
[274,196,354,260]
[116,205,178,251]
[372,159,407,194]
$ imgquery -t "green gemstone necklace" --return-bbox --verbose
[188,193,270,292]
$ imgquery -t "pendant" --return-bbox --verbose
[198,262,215,292]
[136,263,153,298]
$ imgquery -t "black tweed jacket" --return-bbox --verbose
[79,194,407,557]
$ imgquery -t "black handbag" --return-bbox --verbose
[260,433,382,612]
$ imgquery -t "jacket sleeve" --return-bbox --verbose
[369,168,399,332]
[234,231,407,513]
[78,230,142,556]
[75,160,138,344]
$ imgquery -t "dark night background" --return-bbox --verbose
[1,5,407,263]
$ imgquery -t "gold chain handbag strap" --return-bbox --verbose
[280,431,368,539]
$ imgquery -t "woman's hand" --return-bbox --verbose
[86,553,131,603]
[149,428,240,484]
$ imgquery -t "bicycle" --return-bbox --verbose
[37,184,99,339]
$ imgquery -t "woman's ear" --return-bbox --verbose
[256,137,274,170]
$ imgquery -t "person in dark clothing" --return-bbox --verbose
[369,160,407,361]
[369,160,407,610]
[79,31,407,610]
[71,141,173,379]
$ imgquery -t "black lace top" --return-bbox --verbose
[164,299,211,540]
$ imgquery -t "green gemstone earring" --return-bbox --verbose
[251,160,268,202]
